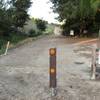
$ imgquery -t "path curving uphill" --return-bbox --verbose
[0,35,99,100]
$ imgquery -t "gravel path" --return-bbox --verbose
[0,35,99,100]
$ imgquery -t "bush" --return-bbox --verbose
[9,33,27,44]
[0,39,6,49]
[29,29,43,37]
[0,37,7,54]
[35,19,47,32]
[29,29,37,37]
[37,31,42,35]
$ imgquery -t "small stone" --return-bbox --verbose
[69,85,73,88]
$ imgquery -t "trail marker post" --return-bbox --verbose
[91,46,96,80]
[91,30,100,80]
[4,41,10,55]
[97,30,100,65]
[49,48,57,96]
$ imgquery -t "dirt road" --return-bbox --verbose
[0,35,99,100]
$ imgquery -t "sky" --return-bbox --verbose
[28,0,59,24]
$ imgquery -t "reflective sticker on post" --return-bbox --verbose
[50,48,56,56]
[50,68,55,74]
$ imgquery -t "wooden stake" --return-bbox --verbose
[49,48,57,96]
[91,45,96,80]
[4,41,10,55]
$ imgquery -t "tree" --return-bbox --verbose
[51,0,79,21]
[78,0,93,34]
[91,0,100,15]
[91,0,100,30]
[51,0,81,35]
[0,0,32,36]
[51,0,100,36]
[35,19,47,32]
[0,0,13,36]
[12,0,32,28]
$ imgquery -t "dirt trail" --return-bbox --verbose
[0,35,99,100]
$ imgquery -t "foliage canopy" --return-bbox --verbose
[0,0,32,35]
[51,0,100,36]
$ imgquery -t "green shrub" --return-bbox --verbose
[0,44,6,54]
[0,33,28,55]
[35,19,47,32]
[37,31,42,35]
[9,33,27,44]
[0,40,4,49]
[29,29,37,37]
[0,36,7,47]
[0,37,7,54]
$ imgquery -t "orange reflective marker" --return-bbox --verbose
[50,68,55,74]
[49,48,56,56]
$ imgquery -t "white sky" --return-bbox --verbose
[28,0,59,24]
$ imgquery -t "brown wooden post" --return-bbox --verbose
[91,30,100,80]
[97,30,100,65]
[91,46,96,80]
[49,48,57,96]
[97,30,100,49]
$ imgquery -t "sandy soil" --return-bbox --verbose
[0,35,99,100]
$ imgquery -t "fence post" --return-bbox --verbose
[4,41,10,55]
[91,45,96,80]
[49,48,57,96]
[98,30,100,65]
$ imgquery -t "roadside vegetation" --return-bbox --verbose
[0,0,55,55]
[0,0,32,54]
[51,0,100,37]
